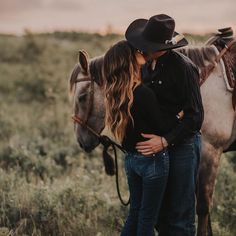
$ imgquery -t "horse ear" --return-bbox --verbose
[79,50,89,74]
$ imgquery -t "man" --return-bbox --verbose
[125,14,204,236]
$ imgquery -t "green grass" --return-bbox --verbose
[0,31,235,235]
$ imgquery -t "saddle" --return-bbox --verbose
[205,27,236,110]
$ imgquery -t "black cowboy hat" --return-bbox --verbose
[125,14,188,54]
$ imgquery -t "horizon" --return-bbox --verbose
[0,28,226,37]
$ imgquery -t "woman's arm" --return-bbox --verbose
[135,85,179,133]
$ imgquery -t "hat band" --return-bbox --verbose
[165,34,184,45]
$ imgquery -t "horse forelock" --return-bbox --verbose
[89,55,104,86]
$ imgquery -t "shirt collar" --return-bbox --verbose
[148,50,171,71]
[156,50,171,65]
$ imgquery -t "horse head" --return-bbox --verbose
[69,50,105,152]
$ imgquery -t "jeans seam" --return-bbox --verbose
[153,158,156,176]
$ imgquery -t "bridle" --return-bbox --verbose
[73,75,95,125]
[72,74,104,140]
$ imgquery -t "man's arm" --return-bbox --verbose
[163,62,204,146]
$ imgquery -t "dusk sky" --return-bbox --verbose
[0,0,235,35]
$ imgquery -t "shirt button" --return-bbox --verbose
[158,80,162,84]
[151,81,154,84]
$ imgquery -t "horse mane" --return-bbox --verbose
[177,37,236,75]
[177,46,217,70]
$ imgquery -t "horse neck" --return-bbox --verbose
[177,45,217,70]
[178,42,236,76]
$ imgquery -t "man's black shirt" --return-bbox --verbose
[141,50,204,146]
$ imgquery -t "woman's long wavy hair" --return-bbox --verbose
[103,40,141,142]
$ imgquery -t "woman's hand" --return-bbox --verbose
[177,110,184,119]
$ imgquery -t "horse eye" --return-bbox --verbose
[79,93,87,102]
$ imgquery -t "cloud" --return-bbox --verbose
[0,0,43,13]
[0,0,83,14]
[51,0,82,11]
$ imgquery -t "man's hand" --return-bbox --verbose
[178,110,184,119]
[135,133,168,156]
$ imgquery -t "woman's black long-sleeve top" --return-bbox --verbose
[122,84,178,152]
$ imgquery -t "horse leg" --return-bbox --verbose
[196,143,222,236]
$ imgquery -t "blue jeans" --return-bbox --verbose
[121,150,169,236]
[156,133,201,236]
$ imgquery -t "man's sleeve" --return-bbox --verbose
[163,63,204,146]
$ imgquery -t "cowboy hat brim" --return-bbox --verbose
[125,18,188,54]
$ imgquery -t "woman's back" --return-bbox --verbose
[122,84,177,152]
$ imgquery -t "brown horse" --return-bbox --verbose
[69,35,236,236]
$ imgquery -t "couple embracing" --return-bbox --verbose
[103,14,204,236]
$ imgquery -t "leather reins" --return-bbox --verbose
[199,39,236,86]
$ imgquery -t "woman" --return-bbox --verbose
[103,40,181,236]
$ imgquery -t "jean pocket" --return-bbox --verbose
[142,151,169,179]
[141,159,156,179]
[154,150,169,177]
[173,142,196,162]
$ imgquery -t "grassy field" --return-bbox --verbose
[0,31,235,235]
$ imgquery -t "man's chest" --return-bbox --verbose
[143,67,182,103]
